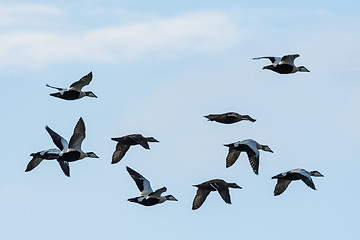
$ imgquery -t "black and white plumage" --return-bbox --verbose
[224,139,273,175]
[111,134,159,164]
[272,168,324,196]
[46,72,97,100]
[26,118,98,177]
[192,179,242,210]
[253,54,310,74]
[46,117,99,162]
[204,112,256,124]
[25,148,70,177]
[126,166,177,206]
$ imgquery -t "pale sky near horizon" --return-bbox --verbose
[1,1,359,239]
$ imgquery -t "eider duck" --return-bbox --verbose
[46,117,99,162]
[272,168,324,196]
[126,166,177,206]
[25,148,70,177]
[192,179,242,210]
[224,139,273,175]
[46,71,97,100]
[111,134,159,164]
[204,112,256,124]
[253,54,310,74]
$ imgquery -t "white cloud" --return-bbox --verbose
[0,6,242,69]
[0,4,64,28]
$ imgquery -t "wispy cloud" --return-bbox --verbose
[0,4,65,29]
[0,5,242,69]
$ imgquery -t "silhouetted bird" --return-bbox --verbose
[192,179,241,210]
[46,71,97,100]
[126,166,177,206]
[224,139,273,175]
[204,112,256,124]
[253,54,309,74]
[272,168,324,196]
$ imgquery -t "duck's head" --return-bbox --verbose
[261,145,274,153]
[310,171,324,177]
[85,91,98,98]
[227,183,242,189]
[86,152,99,158]
[165,195,178,201]
[146,137,159,143]
[297,66,310,72]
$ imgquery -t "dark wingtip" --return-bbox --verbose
[111,157,121,164]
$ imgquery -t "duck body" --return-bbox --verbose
[47,72,97,101]
[224,139,273,174]
[192,179,241,210]
[50,90,82,100]
[204,112,256,124]
[272,168,324,196]
[264,64,296,74]
[111,134,159,164]
[128,196,167,206]
[253,54,309,74]
[26,148,70,177]
[59,151,82,162]
[126,166,177,206]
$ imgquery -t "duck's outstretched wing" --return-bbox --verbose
[69,72,93,91]
[57,160,70,177]
[25,156,43,172]
[148,187,167,198]
[126,166,153,196]
[46,84,67,91]
[290,169,317,190]
[252,56,281,66]
[225,148,241,168]
[279,54,300,66]
[299,175,316,190]
[68,117,86,151]
[274,179,292,196]
[130,135,150,149]
[210,181,231,204]
[45,126,68,151]
[243,141,260,175]
[111,143,130,164]
[192,189,211,210]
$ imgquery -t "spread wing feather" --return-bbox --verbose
[69,72,93,91]
[68,118,86,150]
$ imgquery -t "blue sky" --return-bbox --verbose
[1,1,359,239]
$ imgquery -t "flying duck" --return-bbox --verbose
[204,112,256,124]
[272,168,324,196]
[253,54,310,74]
[111,134,159,164]
[192,179,242,210]
[46,117,99,162]
[126,166,177,206]
[224,139,273,175]
[25,148,70,177]
[46,71,97,100]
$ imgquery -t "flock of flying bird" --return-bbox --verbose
[25,54,323,210]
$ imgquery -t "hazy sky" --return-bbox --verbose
[1,1,359,239]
